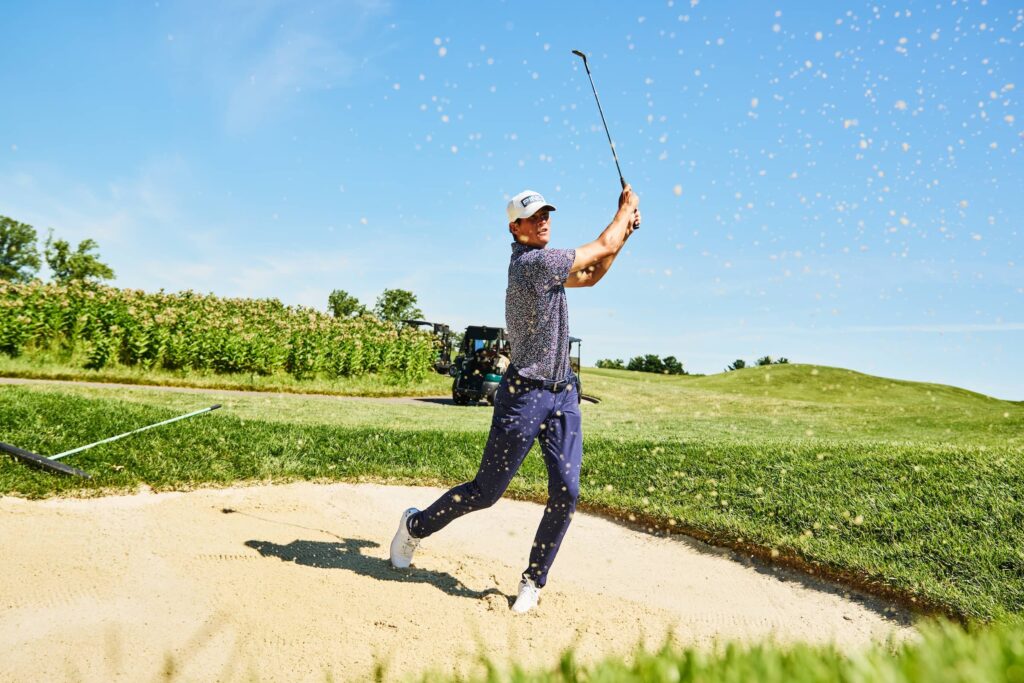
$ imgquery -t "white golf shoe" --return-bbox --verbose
[389,507,421,569]
[511,576,541,614]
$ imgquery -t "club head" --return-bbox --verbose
[571,49,587,63]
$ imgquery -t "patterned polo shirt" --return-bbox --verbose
[505,242,576,381]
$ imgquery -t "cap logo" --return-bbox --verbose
[520,194,543,208]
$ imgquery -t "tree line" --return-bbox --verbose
[725,356,790,371]
[1,215,115,284]
[3,213,431,328]
[596,354,791,375]
[596,355,689,375]
[328,288,425,326]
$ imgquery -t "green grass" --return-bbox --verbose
[1,363,1022,621]
[0,354,452,397]
[8,362,1019,447]
[442,617,1024,683]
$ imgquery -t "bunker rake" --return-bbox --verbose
[0,404,221,479]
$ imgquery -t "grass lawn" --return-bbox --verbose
[2,363,1021,622]
[0,354,452,397]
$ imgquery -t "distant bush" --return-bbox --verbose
[44,231,114,284]
[373,288,423,324]
[728,356,790,371]
[0,216,41,283]
[626,354,688,375]
[596,358,625,369]
[662,355,685,374]
[327,289,366,318]
[756,355,789,366]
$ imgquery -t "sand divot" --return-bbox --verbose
[0,482,915,681]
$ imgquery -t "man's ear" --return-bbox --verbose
[509,220,518,235]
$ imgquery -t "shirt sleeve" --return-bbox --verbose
[523,248,575,291]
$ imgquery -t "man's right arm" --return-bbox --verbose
[566,185,639,287]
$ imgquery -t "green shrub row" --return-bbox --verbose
[0,281,435,381]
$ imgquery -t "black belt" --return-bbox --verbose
[507,367,576,393]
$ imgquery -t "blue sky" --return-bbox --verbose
[1,1,1020,400]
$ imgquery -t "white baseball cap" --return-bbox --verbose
[507,190,557,222]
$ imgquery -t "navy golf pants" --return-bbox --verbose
[407,372,583,588]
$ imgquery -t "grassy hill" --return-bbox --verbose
[577,364,1021,450]
[689,363,1006,404]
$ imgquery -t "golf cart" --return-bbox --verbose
[449,328,596,405]
[450,325,510,405]
[403,318,597,405]
[402,319,454,375]
[564,336,601,402]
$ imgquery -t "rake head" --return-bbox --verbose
[0,442,91,478]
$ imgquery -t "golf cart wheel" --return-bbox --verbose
[452,389,470,406]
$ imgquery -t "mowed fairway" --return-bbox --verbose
[1,364,1023,680]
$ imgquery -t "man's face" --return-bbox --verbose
[509,210,551,248]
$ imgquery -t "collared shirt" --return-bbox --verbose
[505,242,576,381]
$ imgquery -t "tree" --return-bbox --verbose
[756,355,791,366]
[596,358,625,369]
[44,232,115,284]
[621,354,690,374]
[725,359,747,371]
[628,354,665,374]
[373,288,423,324]
[327,289,366,318]
[0,215,41,283]
[661,355,686,375]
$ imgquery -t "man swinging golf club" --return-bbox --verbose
[389,185,640,613]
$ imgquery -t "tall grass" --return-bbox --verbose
[450,617,1024,683]
[0,280,435,382]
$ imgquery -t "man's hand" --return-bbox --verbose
[626,208,641,238]
[618,184,640,213]
[619,184,641,233]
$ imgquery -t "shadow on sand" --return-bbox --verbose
[245,537,505,601]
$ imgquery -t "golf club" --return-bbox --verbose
[0,404,221,478]
[572,49,640,230]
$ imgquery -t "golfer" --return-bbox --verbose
[391,186,641,613]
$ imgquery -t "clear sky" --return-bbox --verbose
[1,1,1020,400]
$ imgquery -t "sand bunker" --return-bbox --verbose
[0,482,915,681]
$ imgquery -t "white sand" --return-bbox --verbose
[0,482,915,681]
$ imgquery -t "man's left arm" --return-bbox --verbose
[565,208,640,288]
[565,252,616,288]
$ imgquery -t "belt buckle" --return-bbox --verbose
[552,379,567,392]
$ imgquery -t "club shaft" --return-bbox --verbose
[581,64,626,187]
[51,405,221,461]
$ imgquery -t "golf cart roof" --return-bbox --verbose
[569,336,581,343]
[464,325,505,340]
[402,319,450,333]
